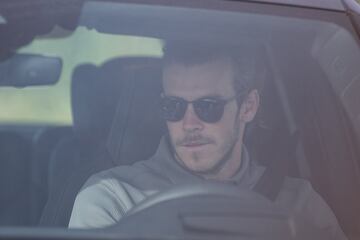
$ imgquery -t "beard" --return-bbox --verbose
[168,113,242,176]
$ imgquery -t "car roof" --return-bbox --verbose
[246,0,345,11]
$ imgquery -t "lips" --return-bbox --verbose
[182,142,207,148]
[177,136,213,148]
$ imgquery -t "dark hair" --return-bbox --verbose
[162,41,266,104]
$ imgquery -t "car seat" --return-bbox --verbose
[39,57,164,227]
[31,126,73,224]
[0,131,33,226]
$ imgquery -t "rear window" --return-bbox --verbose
[0,27,162,125]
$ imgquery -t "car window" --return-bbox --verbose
[0,26,161,126]
[0,1,359,239]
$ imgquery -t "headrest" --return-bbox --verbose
[71,57,165,164]
[105,58,166,165]
[71,62,121,142]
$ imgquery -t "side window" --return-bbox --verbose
[310,25,360,236]
[312,26,360,139]
[286,50,360,236]
[266,25,360,235]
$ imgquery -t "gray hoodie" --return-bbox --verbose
[69,138,346,239]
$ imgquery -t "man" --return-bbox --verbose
[69,42,345,239]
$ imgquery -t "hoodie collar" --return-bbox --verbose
[149,137,265,189]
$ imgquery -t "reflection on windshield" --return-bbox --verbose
[0,1,359,240]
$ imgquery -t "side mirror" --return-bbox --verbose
[0,53,62,87]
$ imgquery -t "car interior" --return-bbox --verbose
[0,1,360,239]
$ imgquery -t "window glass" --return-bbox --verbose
[0,26,162,125]
[0,1,359,239]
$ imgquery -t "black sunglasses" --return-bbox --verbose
[160,93,242,123]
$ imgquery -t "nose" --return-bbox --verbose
[182,104,204,132]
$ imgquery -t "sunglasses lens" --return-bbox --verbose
[160,97,187,122]
[194,99,225,123]
[160,96,227,123]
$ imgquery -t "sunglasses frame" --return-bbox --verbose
[160,92,245,123]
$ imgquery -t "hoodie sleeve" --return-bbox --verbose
[68,174,134,229]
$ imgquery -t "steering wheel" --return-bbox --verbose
[109,183,332,240]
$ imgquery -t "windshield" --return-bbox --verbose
[0,1,360,239]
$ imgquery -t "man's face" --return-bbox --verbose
[163,58,257,175]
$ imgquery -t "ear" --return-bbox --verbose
[239,89,260,123]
